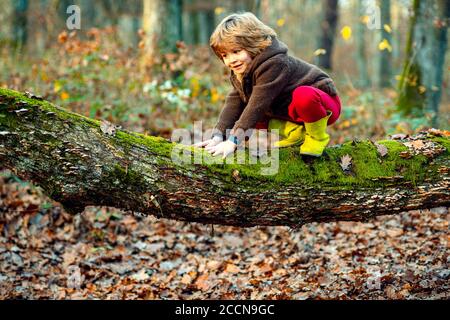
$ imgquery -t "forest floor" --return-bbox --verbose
[1,29,449,300]
[0,171,448,300]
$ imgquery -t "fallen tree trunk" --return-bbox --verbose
[0,88,449,227]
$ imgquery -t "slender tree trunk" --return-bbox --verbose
[1,88,449,227]
[355,0,371,88]
[252,0,262,17]
[197,9,215,45]
[396,0,449,126]
[117,14,141,48]
[164,0,183,51]
[142,0,183,66]
[317,0,339,70]
[79,0,97,28]
[182,0,194,45]
[11,0,28,49]
[379,0,392,88]
[426,0,449,125]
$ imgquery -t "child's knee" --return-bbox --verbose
[291,86,322,111]
[289,86,325,121]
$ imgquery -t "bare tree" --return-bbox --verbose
[317,0,339,70]
[142,0,183,66]
[1,88,449,227]
[356,0,371,88]
[397,0,449,126]
[379,0,392,88]
[11,0,28,49]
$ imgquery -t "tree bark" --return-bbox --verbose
[317,0,339,70]
[355,0,371,88]
[396,0,449,125]
[1,88,449,228]
[141,0,183,66]
[379,0,392,88]
[12,0,29,49]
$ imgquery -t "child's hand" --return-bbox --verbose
[206,140,237,159]
[193,135,222,148]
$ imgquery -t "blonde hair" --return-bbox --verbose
[210,12,277,60]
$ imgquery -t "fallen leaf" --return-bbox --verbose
[313,48,327,56]
[403,140,425,150]
[340,154,352,171]
[180,274,193,285]
[225,263,240,273]
[194,273,210,291]
[100,120,117,136]
[427,128,450,137]
[390,133,408,140]
[399,151,412,159]
[131,269,150,281]
[375,143,388,157]
[206,260,222,271]
[386,228,403,237]
[231,169,241,183]
[258,263,273,274]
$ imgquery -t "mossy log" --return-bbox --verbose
[1,88,449,227]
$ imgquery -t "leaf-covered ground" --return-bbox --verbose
[0,171,448,300]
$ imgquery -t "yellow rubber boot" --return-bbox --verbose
[268,119,305,148]
[300,111,332,156]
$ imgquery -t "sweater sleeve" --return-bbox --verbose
[211,88,245,139]
[231,61,290,142]
[310,78,338,96]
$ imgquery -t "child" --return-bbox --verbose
[194,12,341,159]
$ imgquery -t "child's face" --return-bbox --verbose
[221,48,253,75]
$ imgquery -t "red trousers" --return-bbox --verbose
[255,85,341,129]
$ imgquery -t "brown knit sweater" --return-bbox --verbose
[212,37,338,142]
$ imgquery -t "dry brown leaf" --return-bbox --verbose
[194,273,210,291]
[224,263,241,273]
[258,263,273,274]
[375,143,388,157]
[180,274,192,285]
[386,228,403,237]
[428,128,450,137]
[231,169,241,183]
[206,260,222,271]
[62,251,78,268]
[399,151,412,159]
[340,154,352,171]
[385,285,398,299]
[131,269,150,281]
[100,120,117,136]
[390,133,408,140]
[403,140,425,150]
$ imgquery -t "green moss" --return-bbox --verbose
[114,131,174,158]
[2,87,448,191]
[112,163,147,188]
[0,87,100,127]
[195,139,438,190]
[0,110,18,129]
[430,136,450,153]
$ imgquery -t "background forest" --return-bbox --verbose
[0,0,449,299]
